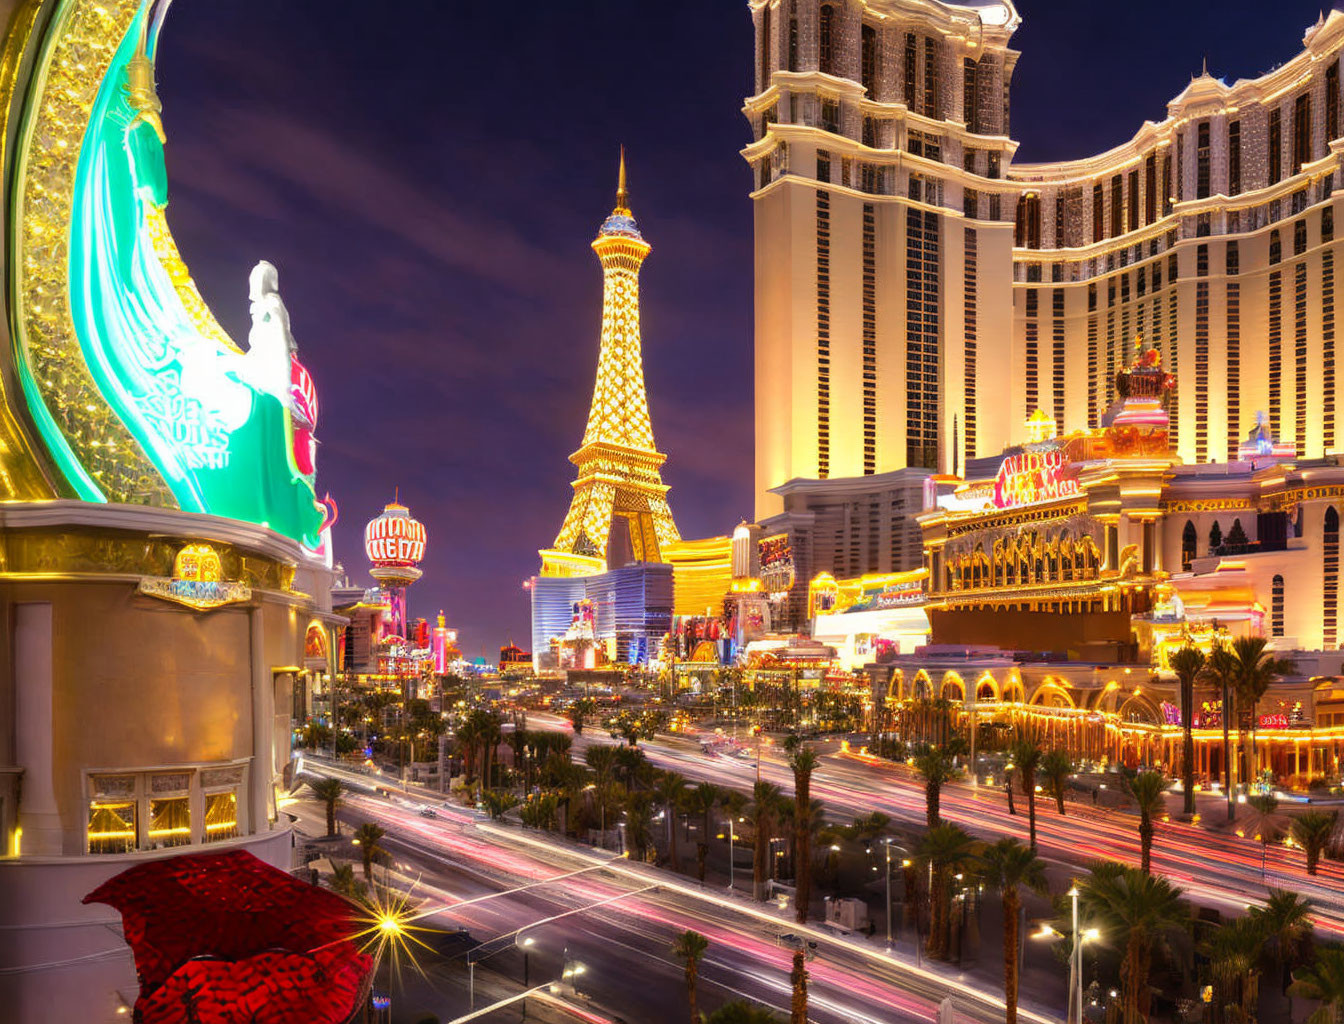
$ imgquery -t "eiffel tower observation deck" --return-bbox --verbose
[540,151,681,577]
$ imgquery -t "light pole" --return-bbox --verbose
[721,815,742,892]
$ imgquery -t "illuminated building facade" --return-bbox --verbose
[529,563,674,670]
[746,0,1344,522]
[0,3,342,1019]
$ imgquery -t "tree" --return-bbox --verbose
[1292,811,1338,876]
[656,770,688,872]
[1206,643,1240,822]
[1039,749,1072,816]
[915,823,980,961]
[670,929,709,1024]
[1078,863,1188,1024]
[788,745,819,924]
[1289,946,1344,1024]
[912,745,962,828]
[980,838,1049,1024]
[1169,645,1206,817]
[702,1002,783,1024]
[1203,915,1264,1024]
[329,862,366,902]
[567,698,596,735]
[1246,794,1283,878]
[684,781,720,883]
[748,781,782,901]
[480,789,520,821]
[789,948,808,1024]
[353,822,387,884]
[1011,740,1044,852]
[625,791,655,861]
[1124,770,1168,874]
[308,777,344,837]
[1231,636,1295,794]
[1252,888,1314,1016]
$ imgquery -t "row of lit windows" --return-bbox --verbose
[906,207,940,469]
[964,228,978,469]
[1269,268,1283,439]
[817,189,831,478]
[1052,289,1066,432]
[88,766,243,855]
[1297,262,1310,458]
[1226,283,1241,462]
[1326,249,1337,453]
[862,204,877,475]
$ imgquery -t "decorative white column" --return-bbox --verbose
[15,603,60,855]
[249,606,272,832]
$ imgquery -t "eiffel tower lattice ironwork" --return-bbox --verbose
[540,151,680,577]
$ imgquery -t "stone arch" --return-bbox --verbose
[1029,679,1076,709]
[911,669,932,700]
[1117,691,1161,725]
[1001,673,1026,704]
[975,671,999,701]
[940,671,967,702]
[1181,519,1197,570]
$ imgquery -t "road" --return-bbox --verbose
[533,714,1344,937]
[297,757,1058,1024]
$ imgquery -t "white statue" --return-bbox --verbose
[242,260,295,405]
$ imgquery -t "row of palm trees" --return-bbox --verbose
[305,778,389,885]
[1169,635,1296,818]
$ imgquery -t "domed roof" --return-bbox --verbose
[364,497,426,568]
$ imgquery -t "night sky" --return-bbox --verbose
[156,0,1336,657]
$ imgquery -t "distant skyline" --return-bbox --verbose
[158,0,1338,655]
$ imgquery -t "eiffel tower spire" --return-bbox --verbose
[540,151,680,576]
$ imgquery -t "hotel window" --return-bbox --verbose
[1296,261,1308,457]
[987,151,1000,179]
[1327,507,1340,648]
[861,24,877,96]
[88,765,244,854]
[1270,107,1282,185]
[1270,229,1282,264]
[148,772,192,849]
[903,33,917,106]
[1270,262,1283,438]
[821,97,840,135]
[1294,92,1312,174]
[963,149,976,173]
[1110,175,1122,237]
[862,203,877,473]
[1015,193,1041,249]
[1295,219,1308,255]
[989,193,1001,220]
[819,4,836,76]
[905,207,940,469]
[1088,281,1097,311]
[1025,289,1038,413]
[1196,121,1211,199]
[963,58,978,132]
[759,4,772,91]
[862,116,877,148]
[1144,154,1157,225]
[1272,574,1285,638]
[964,228,978,466]
[1054,193,1065,247]
[1229,120,1241,196]
[860,163,877,194]
[1227,245,1241,462]
[1128,169,1139,231]
[923,36,938,119]
[963,187,979,219]
[1326,205,1336,242]
[1176,132,1184,202]
[1330,61,1341,141]
[88,775,137,855]
[1162,153,1172,216]
[817,149,830,183]
[1052,288,1065,432]
[1092,183,1104,241]
[816,190,832,476]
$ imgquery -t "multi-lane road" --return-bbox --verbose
[532,714,1344,936]
[300,756,1059,1024]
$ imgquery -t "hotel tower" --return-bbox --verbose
[745,0,1344,521]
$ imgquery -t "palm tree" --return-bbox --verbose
[1203,915,1265,1024]
[912,745,962,827]
[1039,749,1072,816]
[980,838,1049,1024]
[625,791,655,861]
[1078,863,1188,1024]
[915,823,980,960]
[1292,810,1338,876]
[748,781,782,901]
[1231,636,1295,793]
[685,782,720,883]
[1124,770,1168,874]
[1169,645,1206,816]
[1246,794,1282,878]
[1252,888,1314,1016]
[353,822,387,883]
[788,745,819,924]
[1207,642,1240,823]
[586,745,620,841]
[656,770,688,872]
[329,862,366,902]
[1011,739,1044,851]
[789,947,808,1024]
[308,777,344,837]
[1289,946,1344,1024]
[670,929,709,1024]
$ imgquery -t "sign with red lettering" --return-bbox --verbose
[992,449,1081,509]
[1257,713,1289,728]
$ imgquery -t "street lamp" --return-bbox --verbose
[718,815,743,892]
[516,935,535,1020]
[1035,888,1092,1024]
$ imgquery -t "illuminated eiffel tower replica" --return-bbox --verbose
[540,151,681,577]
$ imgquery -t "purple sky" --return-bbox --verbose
[157,1,1336,657]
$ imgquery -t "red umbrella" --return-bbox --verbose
[84,848,373,1024]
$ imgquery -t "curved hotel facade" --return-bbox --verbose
[745,0,1344,518]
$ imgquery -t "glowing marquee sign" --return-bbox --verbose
[992,449,1081,509]
[138,543,252,611]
